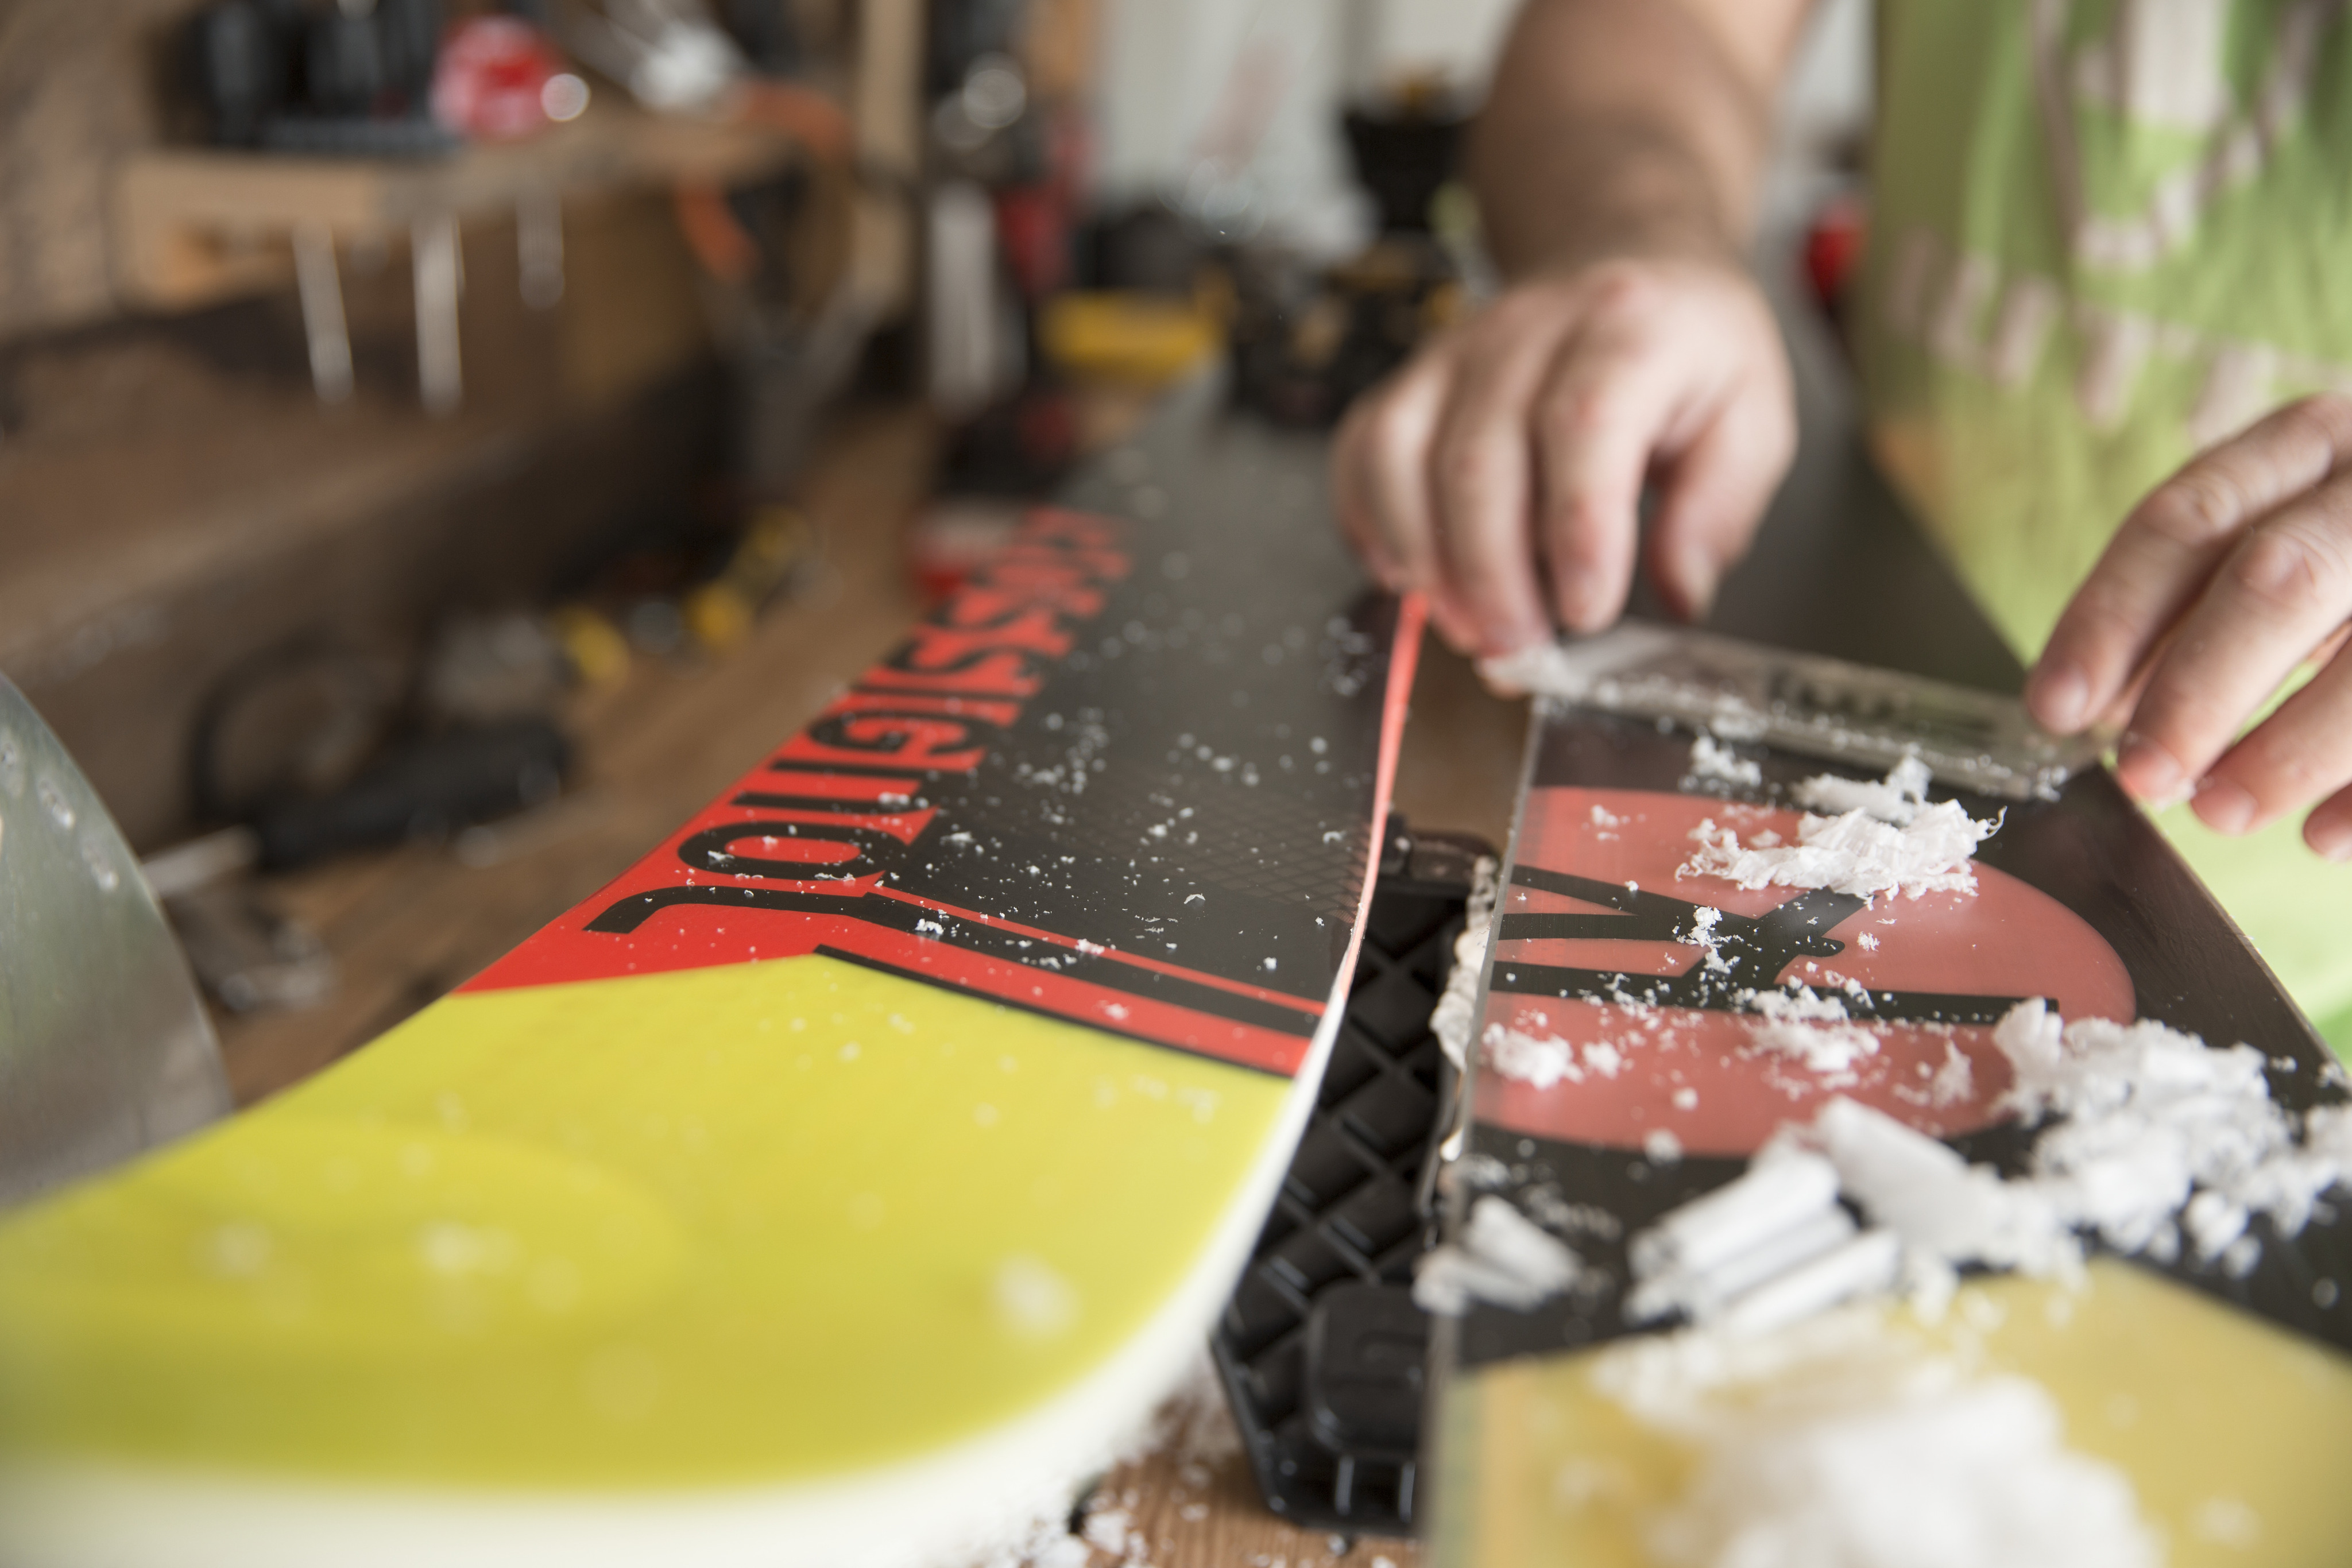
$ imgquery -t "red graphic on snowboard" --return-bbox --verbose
[464,506,1423,1079]
[1475,787,2134,1157]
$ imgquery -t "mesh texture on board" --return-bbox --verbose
[1210,820,1488,1535]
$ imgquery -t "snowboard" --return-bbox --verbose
[0,396,1423,1568]
[1425,652,2352,1568]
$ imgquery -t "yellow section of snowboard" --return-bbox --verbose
[0,956,1285,1487]
[1433,1260,2352,1567]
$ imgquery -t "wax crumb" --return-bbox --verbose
[1414,1196,1583,1315]
[2191,1497,2262,1550]
[1928,1042,1974,1108]
[1792,754,1936,824]
[1595,1310,2161,1568]
[1858,932,1881,951]
[1682,796,1997,901]
[1689,733,1763,787]
[1429,858,1500,1070]
[993,1255,1078,1339]
[1483,1023,1581,1089]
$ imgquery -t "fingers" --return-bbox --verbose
[2029,395,2352,734]
[2303,776,2352,862]
[1428,299,1582,652]
[1333,358,1446,591]
[1326,258,1794,657]
[1641,321,1796,620]
[1525,296,1674,634]
[2114,463,2352,815]
[2192,637,2352,843]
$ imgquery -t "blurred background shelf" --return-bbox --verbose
[114,101,813,312]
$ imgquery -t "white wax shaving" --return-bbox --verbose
[1749,1018,1884,1082]
[1690,734,1763,787]
[1812,1098,2079,1282]
[1429,856,1500,1070]
[1596,1310,2161,1568]
[1751,986,1854,1025]
[1792,754,1936,826]
[1680,754,2002,900]
[1818,1002,2350,1286]
[1628,1001,2350,1340]
[1929,1042,1975,1108]
[1481,1021,1630,1089]
[1482,1024,1580,1089]
[1413,1195,1584,1315]
[1742,986,1881,1083]
[1993,1000,2349,1264]
[1682,798,1997,901]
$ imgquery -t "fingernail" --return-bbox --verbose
[1682,566,1721,622]
[2310,819,2352,862]
[1492,615,1550,657]
[2194,776,2257,836]
[1558,577,1612,636]
[2029,664,2090,733]
[2115,732,2187,804]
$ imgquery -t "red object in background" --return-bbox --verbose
[992,106,1090,303]
[1804,192,1867,315]
[432,17,572,142]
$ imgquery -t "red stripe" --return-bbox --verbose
[868,885,1325,1016]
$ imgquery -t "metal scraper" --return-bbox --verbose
[1481,620,2110,802]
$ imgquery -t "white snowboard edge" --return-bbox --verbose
[0,997,1350,1568]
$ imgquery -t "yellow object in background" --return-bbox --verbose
[550,606,632,690]
[1039,292,1221,387]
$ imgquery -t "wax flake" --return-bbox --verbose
[1689,733,1763,787]
[1413,1195,1584,1315]
[1593,1308,2161,1568]
[1429,857,1500,1070]
[1680,757,2002,901]
[1792,754,1936,826]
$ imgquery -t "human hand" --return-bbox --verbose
[2026,394,2352,860]
[1330,255,1796,657]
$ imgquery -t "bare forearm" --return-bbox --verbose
[1469,0,1811,276]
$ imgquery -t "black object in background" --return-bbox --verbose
[1340,102,1465,236]
[1213,818,1490,1535]
[253,717,570,869]
[185,0,292,146]
[185,0,450,153]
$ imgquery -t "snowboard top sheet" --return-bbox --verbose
[0,402,1423,1568]
[1428,691,2352,1568]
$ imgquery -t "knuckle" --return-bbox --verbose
[1583,264,1656,318]
[2233,519,2352,618]
[2284,390,2352,446]
[1535,381,1620,442]
[2137,466,2250,548]
[1433,435,1502,507]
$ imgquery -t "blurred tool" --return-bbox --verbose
[141,829,339,1016]
[188,632,574,876]
[1226,83,1471,427]
[0,677,227,1208]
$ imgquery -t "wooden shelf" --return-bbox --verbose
[114,101,805,313]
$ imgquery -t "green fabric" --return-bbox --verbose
[1858,0,2352,1053]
